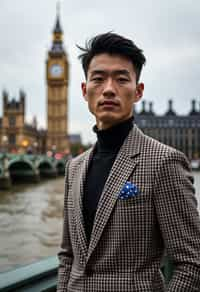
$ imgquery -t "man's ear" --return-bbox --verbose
[81,82,88,101]
[135,83,144,102]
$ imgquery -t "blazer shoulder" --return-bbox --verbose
[64,147,93,183]
[68,147,93,168]
[141,131,188,163]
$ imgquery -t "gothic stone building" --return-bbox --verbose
[0,12,69,154]
[134,99,200,160]
[46,12,69,152]
[0,90,46,153]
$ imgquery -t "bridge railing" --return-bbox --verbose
[0,257,58,292]
[0,256,173,291]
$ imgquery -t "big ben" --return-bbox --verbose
[46,11,69,153]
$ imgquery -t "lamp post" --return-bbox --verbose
[52,144,57,158]
[0,135,11,189]
[21,139,29,154]
[2,135,8,154]
[33,141,38,155]
[1,135,9,175]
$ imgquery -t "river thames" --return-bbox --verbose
[0,172,200,273]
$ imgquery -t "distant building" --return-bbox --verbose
[68,134,82,145]
[46,10,69,152]
[0,90,46,153]
[0,11,81,154]
[134,99,200,160]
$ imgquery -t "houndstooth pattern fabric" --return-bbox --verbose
[57,124,200,292]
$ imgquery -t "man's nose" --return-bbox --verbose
[102,78,116,97]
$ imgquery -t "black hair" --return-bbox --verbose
[77,32,146,82]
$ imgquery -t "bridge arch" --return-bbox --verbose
[37,158,57,178]
[8,157,39,182]
[55,160,65,175]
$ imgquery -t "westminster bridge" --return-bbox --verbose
[0,153,67,189]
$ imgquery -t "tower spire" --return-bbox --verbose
[50,2,65,56]
[54,1,62,34]
[46,1,69,152]
[56,1,60,17]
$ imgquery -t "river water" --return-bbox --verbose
[0,173,200,273]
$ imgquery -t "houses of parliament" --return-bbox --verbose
[134,100,200,160]
[0,13,199,160]
[0,13,69,154]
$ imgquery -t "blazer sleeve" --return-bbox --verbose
[57,160,73,292]
[153,150,200,291]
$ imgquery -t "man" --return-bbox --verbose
[57,33,200,291]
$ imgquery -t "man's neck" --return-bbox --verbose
[96,116,133,131]
[93,116,134,153]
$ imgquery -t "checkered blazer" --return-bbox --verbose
[57,124,200,292]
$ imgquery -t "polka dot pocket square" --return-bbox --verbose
[119,181,140,200]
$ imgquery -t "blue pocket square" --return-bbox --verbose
[119,182,139,200]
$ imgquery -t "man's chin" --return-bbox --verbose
[96,114,122,129]
[98,115,118,124]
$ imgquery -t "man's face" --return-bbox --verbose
[82,53,144,129]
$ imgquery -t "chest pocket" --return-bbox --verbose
[116,185,152,207]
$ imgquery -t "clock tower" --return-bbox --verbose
[46,11,69,153]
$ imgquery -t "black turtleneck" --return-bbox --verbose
[83,117,134,243]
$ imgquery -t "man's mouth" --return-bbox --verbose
[99,100,119,106]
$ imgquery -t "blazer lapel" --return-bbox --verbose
[87,125,142,262]
[73,146,95,260]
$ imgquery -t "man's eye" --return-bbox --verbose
[117,77,129,82]
[92,77,103,82]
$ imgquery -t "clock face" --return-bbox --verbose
[50,64,63,77]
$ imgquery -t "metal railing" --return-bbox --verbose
[0,256,173,292]
[0,257,58,292]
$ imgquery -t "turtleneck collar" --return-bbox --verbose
[93,116,134,153]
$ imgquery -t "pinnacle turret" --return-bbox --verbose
[54,14,62,34]
[49,4,65,56]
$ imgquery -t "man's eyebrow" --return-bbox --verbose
[113,70,130,76]
[90,70,106,76]
[90,69,131,76]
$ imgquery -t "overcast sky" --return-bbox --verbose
[0,0,199,143]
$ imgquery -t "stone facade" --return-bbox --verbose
[134,99,200,160]
[0,90,46,153]
[0,12,69,154]
[46,13,69,152]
